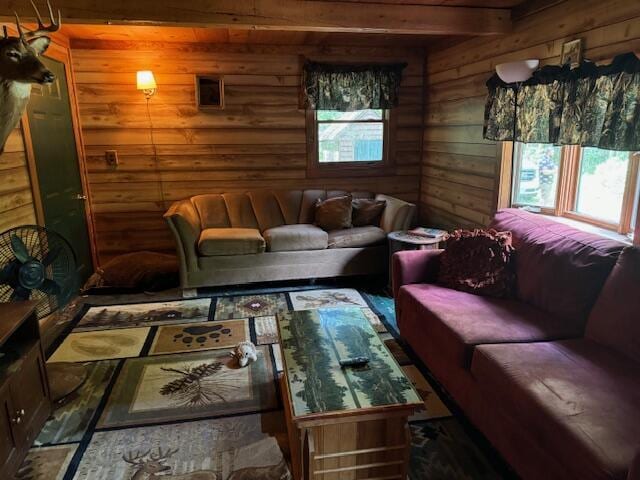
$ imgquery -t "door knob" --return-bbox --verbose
[11,415,21,424]
[75,194,88,200]
[19,409,25,416]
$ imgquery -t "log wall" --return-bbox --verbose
[421,0,640,229]
[71,42,425,263]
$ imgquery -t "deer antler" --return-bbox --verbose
[122,449,151,465]
[14,0,61,41]
[149,447,179,461]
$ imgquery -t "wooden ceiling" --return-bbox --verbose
[13,0,529,48]
[62,25,463,48]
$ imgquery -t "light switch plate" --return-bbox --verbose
[105,150,118,166]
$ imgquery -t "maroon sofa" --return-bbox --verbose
[393,208,640,480]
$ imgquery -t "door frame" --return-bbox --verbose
[19,32,98,271]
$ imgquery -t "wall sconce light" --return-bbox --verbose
[136,70,157,99]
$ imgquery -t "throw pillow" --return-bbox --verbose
[437,229,516,298]
[315,195,353,231]
[352,199,386,227]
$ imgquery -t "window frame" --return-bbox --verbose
[504,143,640,237]
[305,108,395,178]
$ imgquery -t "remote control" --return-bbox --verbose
[339,356,369,368]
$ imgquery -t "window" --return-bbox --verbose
[512,143,562,209]
[509,143,639,235]
[307,109,393,176]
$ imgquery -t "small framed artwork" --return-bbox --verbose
[195,75,224,110]
[561,39,583,67]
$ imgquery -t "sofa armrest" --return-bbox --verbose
[375,194,416,233]
[392,249,443,299]
[164,199,202,284]
[629,450,640,480]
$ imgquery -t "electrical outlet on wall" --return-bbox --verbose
[105,150,118,166]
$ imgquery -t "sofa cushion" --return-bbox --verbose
[198,228,265,256]
[352,199,386,227]
[328,226,386,248]
[490,208,624,325]
[315,195,353,231]
[192,194,230,229]
[397,283,583,369]
[222,193,259,229]
[248,191,285,232]
[299,190,326,224]
[274,190,303,225]
[586,246,640,363]
[263,224,328,252]
[472,339,640,480]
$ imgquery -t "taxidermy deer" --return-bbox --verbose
[0,0,60,153]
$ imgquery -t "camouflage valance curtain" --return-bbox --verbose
[302,61,407,111]
[483,52,640,152]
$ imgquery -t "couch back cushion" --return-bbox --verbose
[490,209,624,325]
[222,193,259,229]
[299,190,327,224]
[192,194,230,229]
[190,190,377,233]
[274,190,303,224]
[586,246,640,363]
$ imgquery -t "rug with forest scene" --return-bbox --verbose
[17,287,511,480]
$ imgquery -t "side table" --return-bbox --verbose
[387,230,445,287]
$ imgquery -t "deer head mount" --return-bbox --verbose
[0,0,61,153]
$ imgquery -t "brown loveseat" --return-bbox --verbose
[165,189,415,292]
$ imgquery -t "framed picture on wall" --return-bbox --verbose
[195,75,224,110]
[560,39,583,67]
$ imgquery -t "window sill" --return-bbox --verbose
[538,213,633,245]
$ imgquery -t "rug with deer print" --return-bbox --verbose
[16,286,510,480]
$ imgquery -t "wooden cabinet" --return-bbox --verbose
[0,302,52,479]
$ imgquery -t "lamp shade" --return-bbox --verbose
[495,59,539,83]
[136,70,157,90]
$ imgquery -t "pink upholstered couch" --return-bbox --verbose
[393,208,640,480]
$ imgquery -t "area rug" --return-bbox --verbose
[98,347,277,428]
[149,319,250,355]
[75,298,212,331]
[23,285,509,480]
[47,328,151,362]
[74,413,290,480]
[35,360,118,445]
[214,293,288,319]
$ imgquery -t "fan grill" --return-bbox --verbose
[0,225,77,319]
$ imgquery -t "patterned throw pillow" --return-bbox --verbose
[352,199,386,227]
[314,195,353,231]
[437,229,516,298]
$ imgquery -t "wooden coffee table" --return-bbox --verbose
[277,307,423,480]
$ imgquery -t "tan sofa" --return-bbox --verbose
[164,189,415,292]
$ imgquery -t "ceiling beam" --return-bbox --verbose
[3,0,512,36]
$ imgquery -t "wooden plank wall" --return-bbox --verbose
[0,128,37,232]
[70,42,425,264]
[421,0,640,230]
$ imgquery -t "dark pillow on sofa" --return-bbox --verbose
[352,199,386,227]
[437,229,515,298]
[315,195,353,231]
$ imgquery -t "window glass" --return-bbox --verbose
[513,143,561,208]
[575,148,630,223]
[317,110,384,163]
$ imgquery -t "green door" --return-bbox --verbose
[26,56,93,284]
